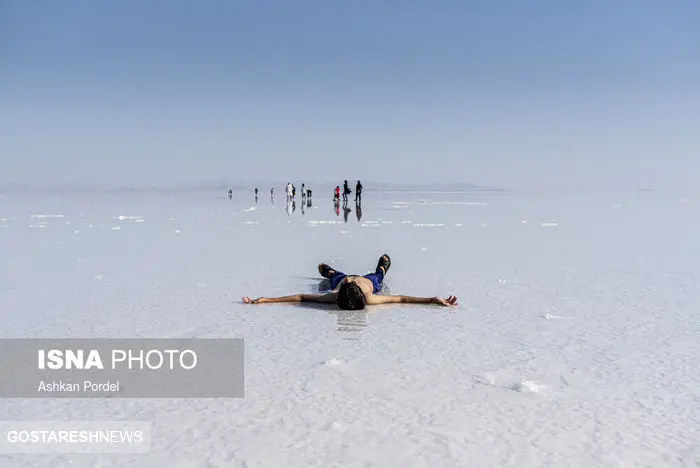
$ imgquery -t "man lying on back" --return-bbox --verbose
[242,254,458,310]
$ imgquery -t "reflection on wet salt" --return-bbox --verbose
[335,310,368,340]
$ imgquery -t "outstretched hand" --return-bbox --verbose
[435,295,458,306]
[242,296,260,304]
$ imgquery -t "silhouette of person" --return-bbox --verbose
[228,189,232,200]
[355,180,362,203]
[343,180,351,202]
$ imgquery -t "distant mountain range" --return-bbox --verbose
[178,179,501,192]
[0,180,505,193]
[362,182,504,192]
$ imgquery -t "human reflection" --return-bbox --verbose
[286,198,293,216]
[301,199,305,215]
[334,199,340,216]
[342,200,351,223]
[334,310,368,340]
[355,200,362,222]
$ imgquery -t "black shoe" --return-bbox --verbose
[376,254,391,274]
[318,263,335,278]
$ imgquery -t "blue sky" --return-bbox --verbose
[1,0,698,190]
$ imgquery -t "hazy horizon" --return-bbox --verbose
[0,178,491,193]
[2,1,698,191]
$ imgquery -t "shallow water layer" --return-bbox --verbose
[0,189,699,467]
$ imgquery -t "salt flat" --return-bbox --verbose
[0,188,699,467]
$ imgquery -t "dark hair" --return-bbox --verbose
[337,282,366,310]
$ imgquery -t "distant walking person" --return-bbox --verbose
[343,180,351,202]
[228,189,232,200]
[301,183,306,198]
[334,186,341,201]
[286,182,293,201]
[255,188,258,196]
[355,180,363,203]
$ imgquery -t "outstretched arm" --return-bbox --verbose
[367,295,458,306]
[242,293,337,304]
